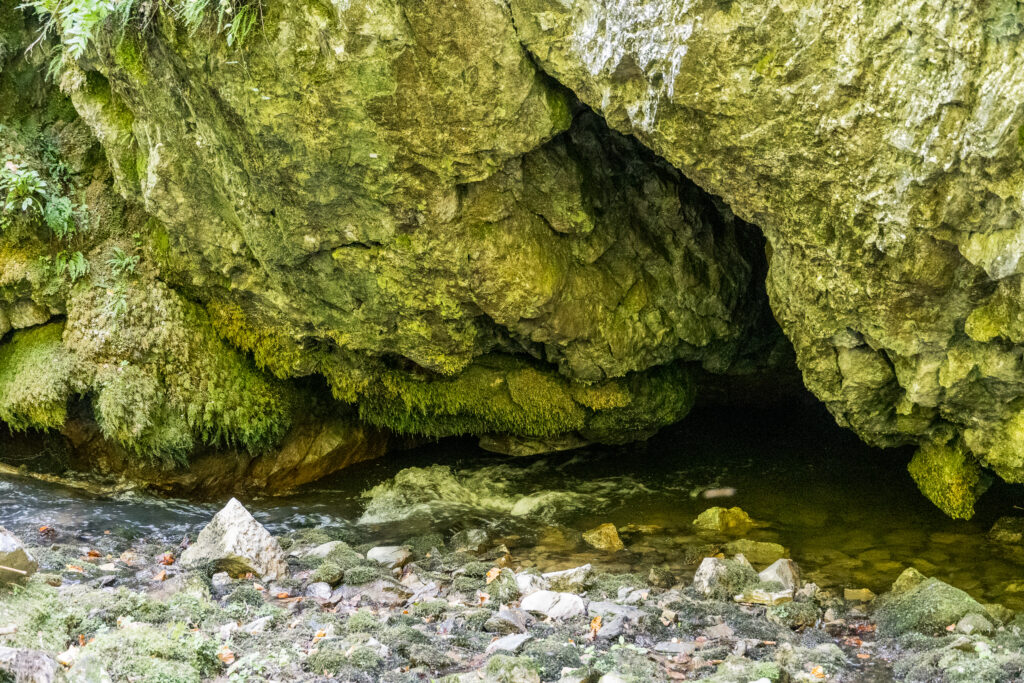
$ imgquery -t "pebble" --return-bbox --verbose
[653,640,696,655]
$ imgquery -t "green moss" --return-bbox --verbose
[65,281,296,466]
[0,323,74,431]
[77,622,219,683]
[908,434,989,520]
[345,609,382,634]
[874,577,989,636]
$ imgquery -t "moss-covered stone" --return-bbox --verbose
[908,434,989,520]
[874,577,989,637]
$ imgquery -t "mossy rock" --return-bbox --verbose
[874,577,989,636]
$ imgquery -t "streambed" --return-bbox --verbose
[2,405,1021,611]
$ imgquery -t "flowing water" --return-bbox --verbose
[2,404,1023,610]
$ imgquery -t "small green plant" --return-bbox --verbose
[40,250,90,283]
[107,246,139,276]
[0,158,48,218]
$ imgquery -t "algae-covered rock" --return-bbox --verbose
[692,557,758,600]
[0,528,38,583]
[693,507,756,535]
[582,524,624,553]
[874,576,990,636]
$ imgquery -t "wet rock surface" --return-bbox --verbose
[179,499,288,580]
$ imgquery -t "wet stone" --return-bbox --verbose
[693,507,755,534]
[759,559,801,591]
[582,524,624,552]
[484,608,532,634]
[542,564,591,592]
[179,498,288,580]
[988,517,1024,545]
[723,539,787,565]
[956,612,994,635]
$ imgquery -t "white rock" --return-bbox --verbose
[0,528,37,583]
[305,541,343,559]
[542,564,592,592]
[693,557,729,597]
[598,674,629,683]
[515,572,547,596]
[486,632,532,654]
[0,646,58,683]
[180,499,288,580]
[520,590,586,620]
[305,582,333,600]
[758,558,802,591]
[366,546,411,569]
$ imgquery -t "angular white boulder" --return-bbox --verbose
[180,498,287,580]
[366,545,412,569]
[758,559,802,591]
[520,590,586,620]
[0,528,37,583]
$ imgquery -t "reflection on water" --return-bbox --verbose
[2,403,1023,608]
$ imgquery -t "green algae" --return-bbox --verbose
[0,323,73,431]
[908,434,989,520]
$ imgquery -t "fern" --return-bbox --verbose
[107,246,139,276]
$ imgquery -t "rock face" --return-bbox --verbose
[179,498,288,580]
[1,0,1022,511]
[508,0,1024,515]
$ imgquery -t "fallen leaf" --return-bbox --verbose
[589,615,602,640]
[856,653,871,660]
[66,565,84,574]
[253,583,264,591]
[811,665,826,679]
[217,647,235,665]
[86,550,101,559]
[159,553,174,566]
[276,592,290,599]
[154,570,167,582]
[946,624,956,632]
[485,567,501,584]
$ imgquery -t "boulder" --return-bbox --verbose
[366,546,412,569]
[0,647,59,683]
[0,529,37,584]
[520,590,587,620]
[956,613,994,636]
[758,559,801,591]
[692,557,758,600]
[693,507,755,534]
[179,498,288,580]
[874,576,989,636]
[582,524,624,552]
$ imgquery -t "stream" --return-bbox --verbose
[2,404,1023,611]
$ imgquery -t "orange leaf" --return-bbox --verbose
[946,624,955,631]
[159,553,175,566]
[86,549,101,558]
[154,570,167,582]
[38,526,50,534]
[589,615,602,639]
[856,653,871,660]
[276,592,290,599]
[811,666,826,679]
[217,647,235,665]
[66,565,84,573]
[485,567,501,585]
[78,634,85,646]
[254,583,264,591]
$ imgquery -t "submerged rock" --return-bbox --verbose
[693,507,755,534]
[179,498,288,580]
[0,529,37,584]
[582,524,624,552]
[988,517,1024,545]
[366,546,412,570]
[724,539,786,565]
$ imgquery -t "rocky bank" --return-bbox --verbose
[3,500,1024,683]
